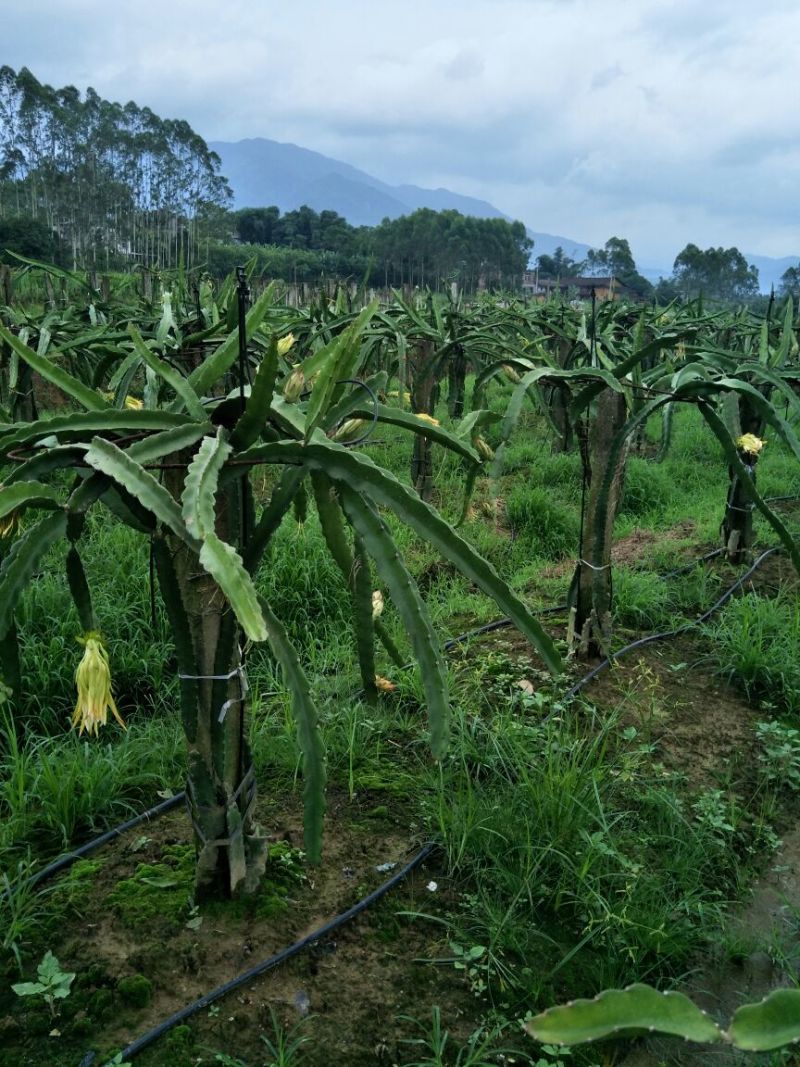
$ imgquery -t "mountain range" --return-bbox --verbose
[209,137,796,293]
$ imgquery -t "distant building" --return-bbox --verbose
[521,272,639,301]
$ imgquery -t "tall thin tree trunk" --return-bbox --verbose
[722,399,761,563]
[409,340,436,501]
[570,388,630,658]
[161,468,268,900]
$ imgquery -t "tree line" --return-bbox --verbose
[231,205,532,290]
[0,65,230,270]
[536,237,800,304]
[1,65,796,302]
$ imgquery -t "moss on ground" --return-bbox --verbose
[107,844,195,928]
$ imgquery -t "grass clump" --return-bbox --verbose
[613,569,673,631]
[710,593,800,713]
[620,458,673,520]
[505,486,579,560]
[430,690,749,1010]
[116,973,153,1009]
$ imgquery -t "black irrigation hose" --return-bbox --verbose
[2,792,185,900]
[564,546,781,700]
[80,842,437,1067]
[660,546,724,580]
[442,603,568,653]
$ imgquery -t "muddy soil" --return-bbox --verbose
[1,791,477,1067]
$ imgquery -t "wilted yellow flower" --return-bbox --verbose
[502,364,522,384]
[283,365,306,403]
[277,333,296,357]
[71,633,126,737]
[0,509,21,540]
[374,675,396,693]
[737,433,766,456]
[371,590,384,619]
[675,342,686,362]
[415,413,440,427]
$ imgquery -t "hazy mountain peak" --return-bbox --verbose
[209,136,797,291]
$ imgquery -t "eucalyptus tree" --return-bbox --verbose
[0,65,231,270]
[0,284,561,900]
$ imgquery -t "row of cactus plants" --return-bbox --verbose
[0,272,562,901]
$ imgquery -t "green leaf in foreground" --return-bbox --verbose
[526,984,723,1046]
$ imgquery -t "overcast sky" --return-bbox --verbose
[5,0,799,267]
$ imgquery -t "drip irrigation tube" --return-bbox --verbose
[2,792,185,900]
[80,842,436,1067]
[660,546,724,580]
[442,603,568,652]
[564,546,781,700]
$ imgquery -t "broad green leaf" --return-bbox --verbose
[305,302,377,434]
[339,487,449,756]
[345,404,480,464]
[83,437,192,545]
[526,984,723,1046]
[729,989,800,1051]
[0,410,193,456]
[187,282,277,396]
[238,434,562,675]
[230,336,279,450]
[257,594,325,861]
[0,482,61,519]
[0,324,109,412]
[198,533,266,642]
[128,325,206,419]
[0,511,68,639]
[181,431,231,539]
[126,423,213,465]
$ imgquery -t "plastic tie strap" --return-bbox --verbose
[726,502,755,513]
[178,666,244,681]
[184,767,257,849]
[578,558,611,571]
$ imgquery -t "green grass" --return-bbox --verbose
[710,593,800,713]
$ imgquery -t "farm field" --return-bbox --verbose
[0,265,799,1067]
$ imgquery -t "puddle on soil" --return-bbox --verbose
[621,826,800,1065]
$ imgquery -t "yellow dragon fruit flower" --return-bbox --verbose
[71,633,126,736]
[736,433,766,456]
[283,365,305,403]
[277,333,296,357]
[0,509,21,541]
[374,675,396,693]
[371,590,384,620]
[415,413,440,428]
